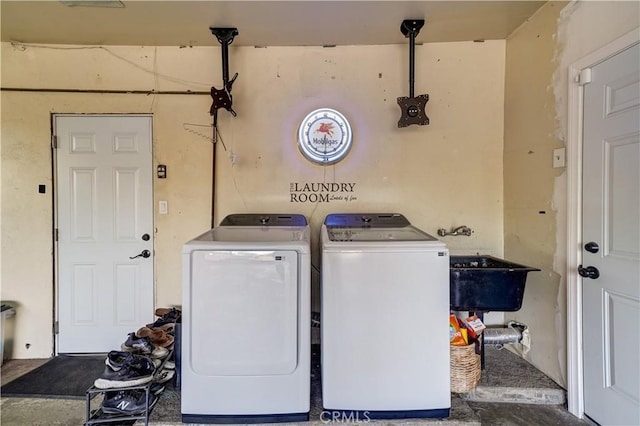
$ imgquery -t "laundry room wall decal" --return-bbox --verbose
[289,182,358,203]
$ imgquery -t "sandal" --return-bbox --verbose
[136,326,175,348]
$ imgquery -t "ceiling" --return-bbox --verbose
[1,1,546,48]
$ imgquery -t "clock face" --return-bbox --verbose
[298,108,352,165]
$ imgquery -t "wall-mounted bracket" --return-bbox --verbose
[400,19,424,38]
[209,27,239,141]
[397,19,430,128]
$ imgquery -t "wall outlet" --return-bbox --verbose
[553,148,566,168]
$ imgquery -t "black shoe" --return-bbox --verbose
[146,316,177,331]
[105,350,161,370]
[94,358,155,389]
[101,389,157,415]
[153,368,175,384]
[121,332,154,354]
[146,308,180,332]
[150,382,166,395]
[121,332,169,359]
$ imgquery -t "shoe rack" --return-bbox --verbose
[85,350,173,426]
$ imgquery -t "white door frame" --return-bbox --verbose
[566,28,640,418]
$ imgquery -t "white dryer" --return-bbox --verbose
[182,214,310,423]
[321,213,450,419]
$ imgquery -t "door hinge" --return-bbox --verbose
[51,135,58,149]
[576,68,592,86]
[54,321,59,334]
[55,228,59,242]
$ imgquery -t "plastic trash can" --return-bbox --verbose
[1,304,16,366]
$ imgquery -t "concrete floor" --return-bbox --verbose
[1,346,590,425]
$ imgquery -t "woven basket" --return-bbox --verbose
[450,342,481,393]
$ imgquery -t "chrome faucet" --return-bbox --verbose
[437,225,473,237]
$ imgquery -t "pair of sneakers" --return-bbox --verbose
[94,351,156,389]
[94,351,176,389]
[106,349,175,384]
[121,332,169,359]
[101,387,160,416]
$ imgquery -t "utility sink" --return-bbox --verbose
[450,255,540,312]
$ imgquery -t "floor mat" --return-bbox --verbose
[1,355,105,400]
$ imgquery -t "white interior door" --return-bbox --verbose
[582,43,640,425]
[55,115,154,353]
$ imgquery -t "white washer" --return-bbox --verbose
[182,214,310,423]
[321,213,450,419]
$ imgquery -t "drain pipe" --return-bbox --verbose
[483,321,528,349]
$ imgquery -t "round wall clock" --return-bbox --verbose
[297,108,352,165]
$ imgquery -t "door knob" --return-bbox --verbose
[141,233,150,241]
[578,265,599,279]
[129,249,151,259]
[584,242,599,253]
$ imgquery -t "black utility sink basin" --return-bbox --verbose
[450,255,540,312]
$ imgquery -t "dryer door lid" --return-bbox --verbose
[189,250,299,376]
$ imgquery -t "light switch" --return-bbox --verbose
[159,201,168,214]
[553,148,566,168]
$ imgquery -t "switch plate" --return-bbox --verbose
[159,201,168,214]
[553,148,566,168]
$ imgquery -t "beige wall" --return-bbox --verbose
[503,0,569,388]
[504,0,639,387]
[1,41,505,358]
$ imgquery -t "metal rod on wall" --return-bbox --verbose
[211,125,217,229]
[0,87,210,95]
[409,29,415,98]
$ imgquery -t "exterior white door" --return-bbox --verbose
[582,43,640,425]
[55,115,154,353]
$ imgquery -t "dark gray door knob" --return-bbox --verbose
[584,242,599,253]
[578,265,599,279]
[129,249,151,259]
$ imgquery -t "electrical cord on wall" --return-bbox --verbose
[149,46,159,113]
[182,123,228,151]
